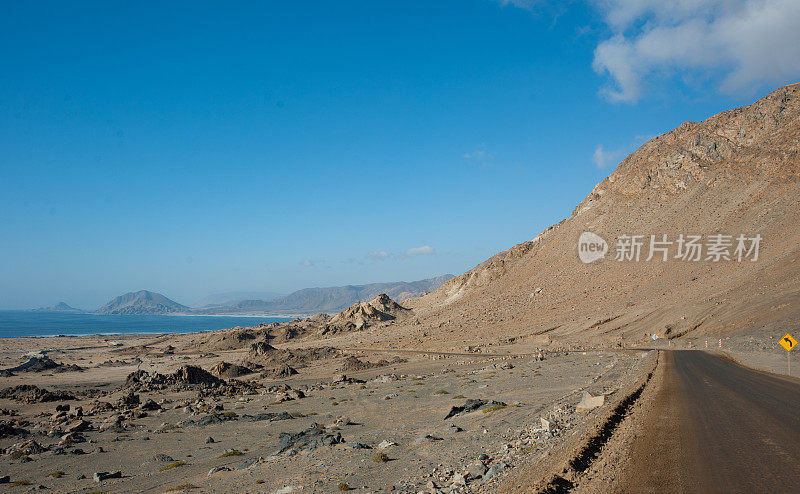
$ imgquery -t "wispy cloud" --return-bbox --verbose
[496,0,540,9]
[367,250,390,261]
[593,134,656,169]
[463,146,495,166]
[365,245,437,261]
[300,259,315,267]
[405,245,435,256]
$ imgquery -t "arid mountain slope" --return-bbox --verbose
[403,83,800,348]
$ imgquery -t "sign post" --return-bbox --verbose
[779,333,797,375]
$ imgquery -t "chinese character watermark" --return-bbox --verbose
[578,232,761,264]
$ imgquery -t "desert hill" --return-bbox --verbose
[95,290,189,315]
[400,83,800,348]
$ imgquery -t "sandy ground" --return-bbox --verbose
[0,332,656,493]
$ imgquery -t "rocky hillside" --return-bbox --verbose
[95,290,189,315]
[402,83,800,348]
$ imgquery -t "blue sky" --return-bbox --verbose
[2,1,798,309]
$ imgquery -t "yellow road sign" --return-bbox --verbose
[779,333,798,352]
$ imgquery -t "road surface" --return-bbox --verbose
[617,350,800,493]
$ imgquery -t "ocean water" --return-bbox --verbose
[0,311,290,338]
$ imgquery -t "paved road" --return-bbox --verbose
[617,350,800,493]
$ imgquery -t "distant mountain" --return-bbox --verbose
[194,275,454,315]
[193,291,284,308]
[31,302,83,313]
[95,290,189,315]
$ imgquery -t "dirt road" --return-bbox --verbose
[616,350,800,493]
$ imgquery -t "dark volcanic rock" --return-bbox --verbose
[0,357,83,375]
[0,385,76,404]
[279,424,344,454]
[444,399,507,419]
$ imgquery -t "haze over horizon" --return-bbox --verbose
[2,1,799,310]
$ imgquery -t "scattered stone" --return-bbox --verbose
[205,437,215,444]
[153,453,174,462]
[377,440,396,449]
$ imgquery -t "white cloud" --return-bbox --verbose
[591,0,800,102]
[367,251,390,261]
[405,245,436,256]
[300,259,314,267]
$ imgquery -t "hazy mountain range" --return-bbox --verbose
[30,302,82,313]
[88,275,454,316]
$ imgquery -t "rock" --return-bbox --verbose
[279,424,344,454]
[59,432,86,445]
[65,420,90,433]
[377,440,396,449]
[275,486,303,494]
[412,434,442,445]
[540,417,554,432]
[55,404,70,412]
[0,475,8,483]
[205,436,215,444]
[347,442,371,449]
[208,466,230,476]
[140,399,161,411]
[209,361,253,378]
[467,462,488,479]
[261,364,299,379]
[484,463,507,481]
[117,392,140,409]
[0,384,75,404]
[237,457,260,470]
[451,472,466,485]
[327,416,351,428]
[7,440,48,458]
[576,391,605,411]
[93,471,122,482]
[152,453,174,462]
[444,399,507,419]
